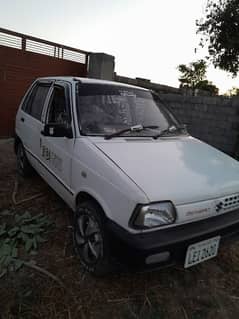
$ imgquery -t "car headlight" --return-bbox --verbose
[131,202,176,229]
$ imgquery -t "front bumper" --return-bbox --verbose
[106,209,239,270]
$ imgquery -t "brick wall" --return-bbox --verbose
[161,94,239,156]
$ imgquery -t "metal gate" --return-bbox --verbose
[0,28,89,137]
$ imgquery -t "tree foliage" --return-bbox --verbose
[197,0,239,76]
[225,86,239,96]
[178,60,207,89]
[195,80,219,95]
[177,59,219,95]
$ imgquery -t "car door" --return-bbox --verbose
[17,80,52,171]
[40,81,75,199]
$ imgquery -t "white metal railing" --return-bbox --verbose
[0,27,89,65]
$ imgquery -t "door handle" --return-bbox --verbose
[21,117,25,122]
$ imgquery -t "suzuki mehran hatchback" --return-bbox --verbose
[15,77,239,275]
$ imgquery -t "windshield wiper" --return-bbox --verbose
[153,125,187,139]
[104,124,159,140]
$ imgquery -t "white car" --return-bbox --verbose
[15,76,239,275]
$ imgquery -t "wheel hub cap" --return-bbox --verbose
[75,214,103,264]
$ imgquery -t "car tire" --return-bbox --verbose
[73,200,112,276]
[16,142,33,177]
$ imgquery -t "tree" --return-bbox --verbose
[177,59,219,95]
[195,80,219,95]
[197,0,239,76]
[177,60,207,89]
[225,87,239,96]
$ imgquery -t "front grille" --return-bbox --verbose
[221,194,239,211]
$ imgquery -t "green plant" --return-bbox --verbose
[0,210,53,277]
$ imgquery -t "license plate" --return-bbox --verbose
[184,236,220,268]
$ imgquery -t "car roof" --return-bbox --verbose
[36,76,148,91]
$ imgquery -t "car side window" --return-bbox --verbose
[47,86,71,127]
[23,84,51,121]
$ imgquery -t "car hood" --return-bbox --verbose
[93,136,239,205]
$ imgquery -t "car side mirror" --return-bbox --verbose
[41,123,73,138]
[180,124,188,134]
[182,123,187,130]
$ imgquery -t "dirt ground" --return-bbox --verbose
[2,139,239,319]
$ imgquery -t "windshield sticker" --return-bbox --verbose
[119,90,136,97]
[40,138,62,172]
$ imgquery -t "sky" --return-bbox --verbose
[1,0,239,94]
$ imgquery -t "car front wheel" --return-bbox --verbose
[73,201,112,276]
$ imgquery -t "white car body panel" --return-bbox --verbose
[71,138,148,231]
[93,136,239,205]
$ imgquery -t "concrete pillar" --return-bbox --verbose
[88,52,115,81]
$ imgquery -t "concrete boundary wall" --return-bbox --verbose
[161,94,239,156]
[115,74,180,95]
[115,73,239,156]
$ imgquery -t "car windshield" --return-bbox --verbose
[76,83,180,137]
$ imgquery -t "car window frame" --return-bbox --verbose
[22,80,53,122]
[44,81,73,130]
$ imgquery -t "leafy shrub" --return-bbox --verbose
[0,210,53,277]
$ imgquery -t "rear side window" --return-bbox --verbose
[23,84,51,121]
